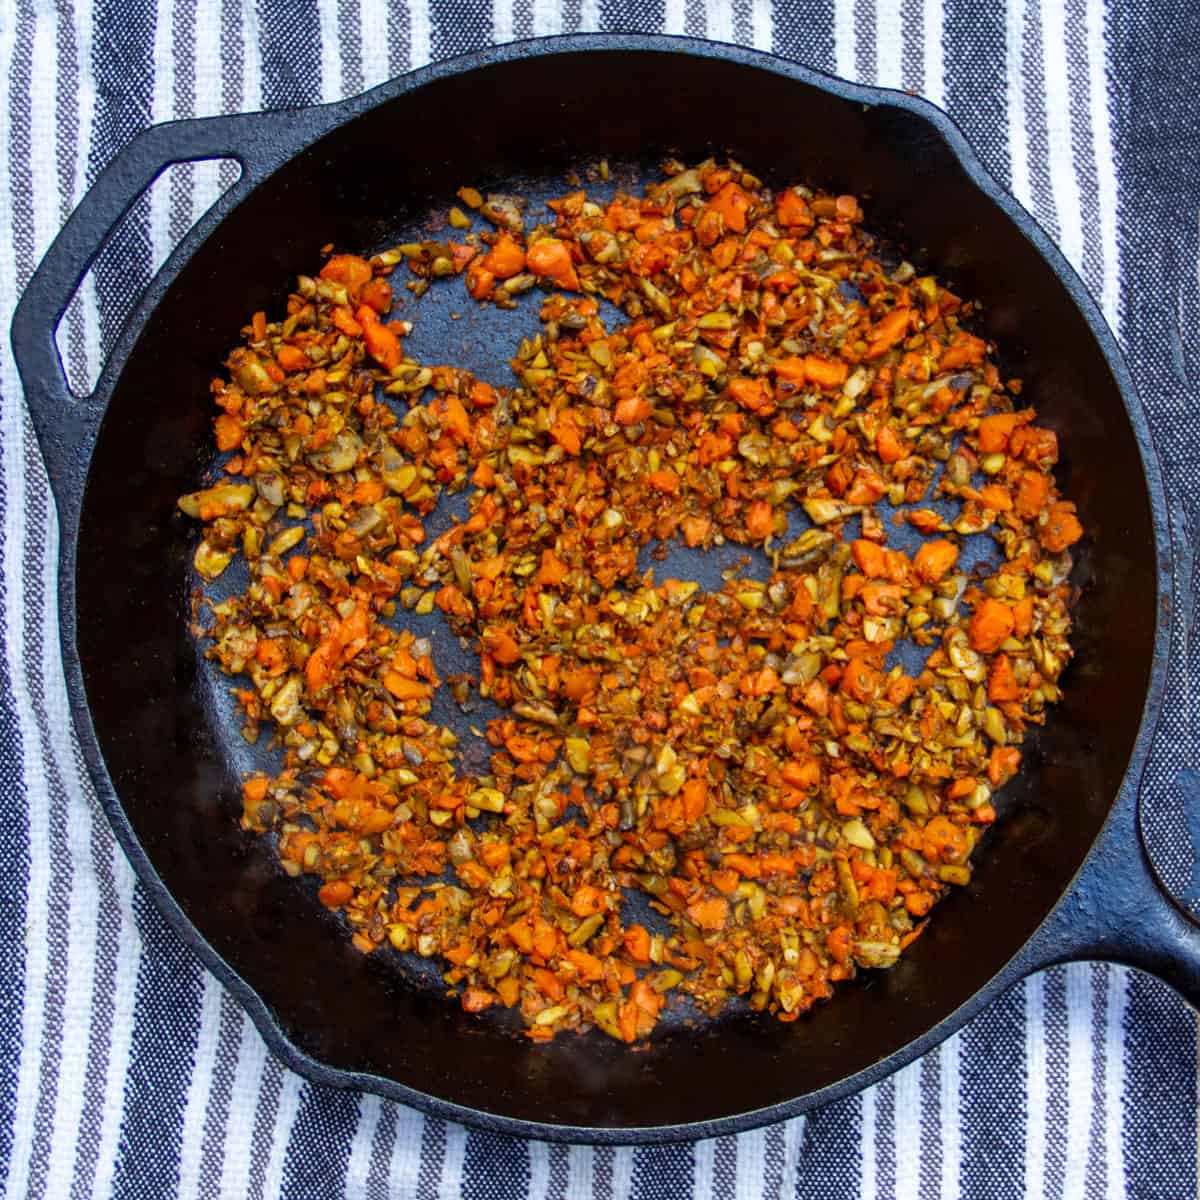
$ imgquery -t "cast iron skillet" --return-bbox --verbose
[12,36,1200,1143]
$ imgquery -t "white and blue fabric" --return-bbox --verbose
[1,1,1197,1197]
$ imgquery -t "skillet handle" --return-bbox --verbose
[10,108,330,528]
[1021,780,1200,1010]
[1022,479,1200,1008]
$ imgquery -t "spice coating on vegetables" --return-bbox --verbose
[181,160,1081,1042]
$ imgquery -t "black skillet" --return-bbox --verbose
[12,36,1200,1143]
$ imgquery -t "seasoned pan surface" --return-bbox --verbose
[15,38,1183,1140]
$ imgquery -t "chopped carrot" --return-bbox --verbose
[481,233,526,280]
[913,539,959,583]
[1040,501,1083,552]
[977,412,1020,453]
[968,597,1015,653]
[876,424,906,463]
[804,354,848,389]
[319,254,373,298]
[707,181,752,233]
[357,305,402,370]
[526,238,580,290]
[214,414,243,451]
[866,307,910,357]
[988,654,1019,701]
[275,344,309,373]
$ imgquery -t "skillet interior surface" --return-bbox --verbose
[74,48,1157,1130]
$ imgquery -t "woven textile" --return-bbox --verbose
[2,2,1198,1197]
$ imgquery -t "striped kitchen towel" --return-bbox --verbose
[2,1,1198,1197]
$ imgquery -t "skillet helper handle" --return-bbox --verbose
[1027,476,1200,1008]
[10,108,321,524]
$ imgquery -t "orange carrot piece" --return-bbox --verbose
[913,539,959,583]
[968,597,1015,653]
[526,238,580,290]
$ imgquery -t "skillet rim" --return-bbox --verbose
[17,33,1173,1143]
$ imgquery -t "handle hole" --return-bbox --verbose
[55,157,242,398]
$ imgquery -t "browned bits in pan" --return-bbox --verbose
[181,160,1081,1042]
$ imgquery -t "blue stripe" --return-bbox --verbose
[1061,0,1103,305]
[1122,974,1196,1200]
[279,1085,361,1200]
[1109,0,1200,918]
[598,0,665,35]
[86,0,156,360]
[0,406,29,1194]
[1042,966,1070,1198]
[630,1142,693,1200]
[957,982,1026,1198]
[417,1117,449,1199]
[793,1094,862,1200]
[713,1133,738,1198]
[1014,0,1058,236]
[256,0,322,109]
[918,1051,942,1199]
[460,1129,529,1200]
[771,0,835,72]
[875,1077,896,1198]
[110,888,204,1200]
[941,0,1011,188]
[1086,964,1110,1196]
[429,0,491,60]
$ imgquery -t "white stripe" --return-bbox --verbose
[778,1118,805,1200]
[87,845,140,1200]
[2,11,66,1195]
[147,0,175,265]
[242,0,263,112]
[1083,0,1120,334]
[215,1016,270,1200]
[191,0,225,230]
[578,0,601,33]
[34,3,117,1193]
[610,1146,635,1200]
[1039,0,1084,271]
[177,974,224,1200]
[1005,0,1032,207]
[565,1144,595,1200]
[876,0,902,88]
[344,1094,382,1198]
[923,0,945,108]
[893,1063,921,1200]
[65,0,140,1188]
[260,1071,304,1200]
[664,0,687,36]
[38,611,101,1195]
[858,1087,877,1200]
[1104,967,1128,1200]
[834,0,856,81]
[318,0,343,103]
[438,1120,468,1200]
[706,0,733,44]
[532,0,562,37]
[493,0,513,46]
[735,1128,765,1200]
[1023,974,1049,1200]
[387,1104,426,1195]
[529,1141,552,1200]
[751,0,772,52]
[71,0,102,395]
[1063,964,1093,1200]
[692,1136,715,1200]
[939,1036,962,1200]
[360,0,391,87]
[409,0,431,69]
